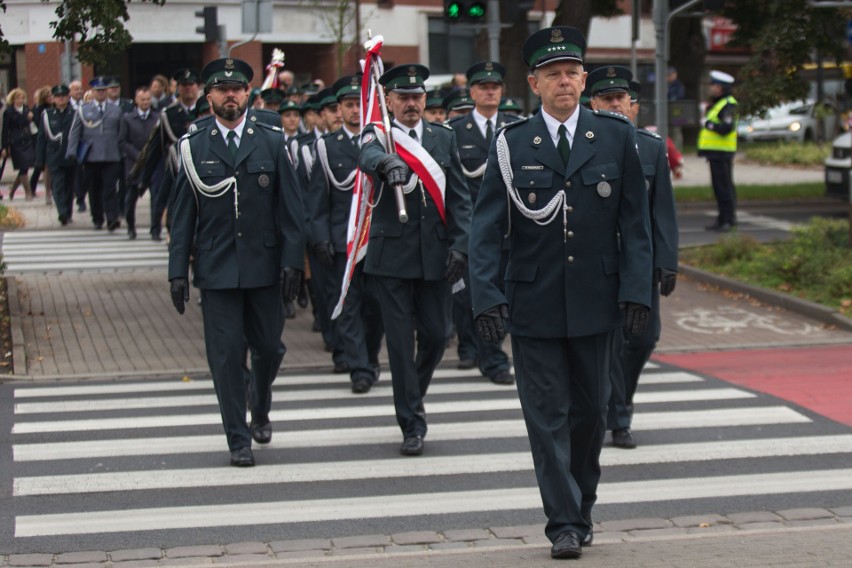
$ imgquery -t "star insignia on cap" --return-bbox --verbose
[550,29,564,43]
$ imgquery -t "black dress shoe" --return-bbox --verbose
[490,369,515,385]
[250,419,272,444]
[284,301,296,319]
[400,435,424,456]
[457,358,477,370]
[78,202,87,213]
[151,232,162,241]
[612,428,637,449]
[351,376,372,394]
[333,361,350,374]
[94,223,104,230]
[582,530,593,547]
[108,220,121,232]
[551,530,582,559]
[715,222,733,233]
[128,228,137,240]
[230,447,255,467]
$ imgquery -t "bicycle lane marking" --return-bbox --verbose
[655,345,852,428]
[673,307,823,336]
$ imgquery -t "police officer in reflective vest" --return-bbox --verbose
[698,70,738,232]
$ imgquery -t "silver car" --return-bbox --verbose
[738,100,835,143]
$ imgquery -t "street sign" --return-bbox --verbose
[243,0,273,34]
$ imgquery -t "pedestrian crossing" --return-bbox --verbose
[5,361,852,549]
[0,230,167,274]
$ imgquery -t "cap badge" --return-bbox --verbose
[606,67,616,78]
[350,76,359,86]
[550,29,564,43]
[408,66,416,76]
[225,59,234,69]
[485,62,494,71]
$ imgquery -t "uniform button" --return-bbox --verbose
[566,206,574,213]
[564,181,572,188]
[567,256,574,263]
[237,232,242,238]
[567,231,574,238]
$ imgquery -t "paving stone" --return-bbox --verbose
[521,535,550,546]
[268,539,330,553]
[442,528,491,542]
[165,546,223,559]
[56,552,107,565]
[726,511,783,524]
[629,527,689,539]
[786,518,839,528]
[223,543,268,556]
[594,531,629,544]
[473,538,522,548]
[670,514,732,528]
[52,564,104,568]
[777,508,834,521]
[390,531,443,545]
[599,517,672,532]
[111,561,168,568]
[489,524,542,539]
[8,555,53,567]
[273,550,327,560]
[213,554,271,564]
[159,558,214,566]
[329,547,381,556]
[737,522,786,531]
[686,525,739,535]
[428,542,472,551]
[109,548,163,562]
[382,545,429,555]
[331,534,389,549]
[829,506,852,517]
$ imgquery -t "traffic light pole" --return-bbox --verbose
[487,0,500,61]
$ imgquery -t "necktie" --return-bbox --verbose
[485,119,493,146]
[98,104,104,116]
[409,129,418,142]
[352,135,359,149]
[557,124,570,168]
[227,130,238,159]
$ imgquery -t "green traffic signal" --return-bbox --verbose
[468,2,485,18]
[447,1,461,19]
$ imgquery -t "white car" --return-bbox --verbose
[738,100,835,143]
[824,131,850,200]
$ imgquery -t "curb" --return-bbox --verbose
[6,276,27,376]
[679,263,852,333]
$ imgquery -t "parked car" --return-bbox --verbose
[824,131,851,200]
[738,100,836,143]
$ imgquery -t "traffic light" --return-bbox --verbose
[444,0,487,23]
[195,6,218,42]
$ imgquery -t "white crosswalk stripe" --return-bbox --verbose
[1,230,167,274]
[5,364,851,544]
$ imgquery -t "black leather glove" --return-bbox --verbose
[444,250,467,284]
[376,154,409,186]
[281,267,303,303]
[475,304,509,344]
[170,278,189,315]
[658,268,678,297]
[621,302,650,336]
[313,241,334,267]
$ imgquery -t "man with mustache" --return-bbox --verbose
[168,57,305,468]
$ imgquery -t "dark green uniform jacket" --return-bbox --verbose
[451,111,519,201]
[35,106,75,170]
[636,128,679,272]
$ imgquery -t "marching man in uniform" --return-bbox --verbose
[168,58,305,467]
[469,27,653,559]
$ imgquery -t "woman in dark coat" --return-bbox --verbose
[29,85,53,201]
[1,87,36,200]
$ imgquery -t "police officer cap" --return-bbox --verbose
[106,76,121,88]
[279,99,300,114]
[51,84,70,97]
[201,58,254,87]
[523,26,586,71]
[286,85,301,96]
[588,65,632,97]
[628,80,641,103]
[498,97,522,113]
[196,97,211,115]
[379,64,430,94]
[250,87,262,102]
[316,87,339,110]
[261,88,285,105]
[425,89,444,109]
[710,70,735,85]
[172,68,200,85]
[443,88,474,111]
[301,94,321,114]
[466,61,505,85]
[332,75,361,101]
[300,82,321,96]
[89,76,110,90]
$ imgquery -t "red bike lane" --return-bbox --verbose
[656,344,852,428]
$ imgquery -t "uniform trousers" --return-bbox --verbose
[200,285,286,451]
[329,255,383,383]
[608,282,661,431]
[512,331,615,543]
[309,251,346,366]
[370,276,449,437]
[83,161,121,227]
[708,154,737,226]
[49,164,76,222]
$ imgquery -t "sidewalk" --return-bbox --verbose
[674,153,823,188]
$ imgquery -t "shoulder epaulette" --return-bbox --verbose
[255,121,283,133]
[498,116,529,133]
[637,127,662,140]
[591,109,632,125]
[183,125,207,138]
[431,121,453,130]
[447,115,466,124]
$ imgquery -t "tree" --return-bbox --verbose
[551,0,621,39]
[300,0,363,77]
[0,0,166,67]
[722,0,849,117]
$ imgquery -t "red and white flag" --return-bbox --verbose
[331,36,385,320]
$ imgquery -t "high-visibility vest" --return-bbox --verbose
[697,96,737,152]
